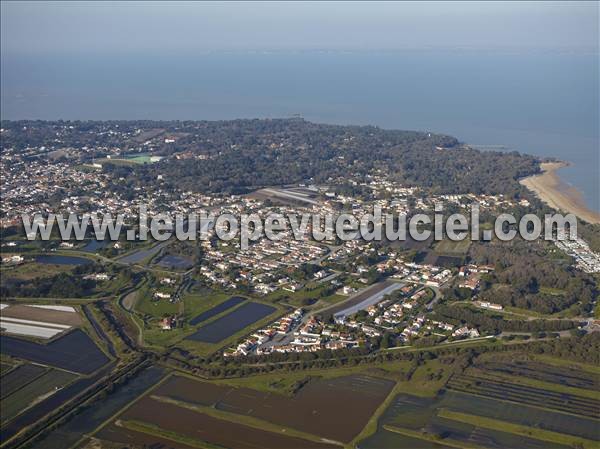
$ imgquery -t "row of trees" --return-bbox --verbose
[432,304,580,334]
[162,331,599,379]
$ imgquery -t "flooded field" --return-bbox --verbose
[188,296,245,326]
[32,365,166,449]
[0,329,110,374]
[185,302,276,343]
[155,374,395,443]
[104,396,338,449]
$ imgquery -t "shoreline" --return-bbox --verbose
[520,161,600,225]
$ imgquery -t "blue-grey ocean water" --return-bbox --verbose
[1,50,598,211]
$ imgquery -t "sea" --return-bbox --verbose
[1,50,598,212]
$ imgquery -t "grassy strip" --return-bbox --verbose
[349,381,403,448]
[150,394,343,447]
[437,409,598,449]
[213,360,413,393]
[120,419,225,449]
[383,425,486,449]
[532,354,600,375]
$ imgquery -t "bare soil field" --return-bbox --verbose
[1,304,82,326]
[155,374,395,443]
[113,396,339,449]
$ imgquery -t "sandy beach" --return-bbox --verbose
[520,162,600,224]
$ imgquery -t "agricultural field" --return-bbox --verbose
[0,363,47,399]
[470,354,600,391]
[3,344,593,449]
[1,303,82,339]
[151,373,394,444]
[1,362,117,445]
[1,367,77,425]
[30,365,166,449]
[359,352,600,449]
[360,393,575,449]
[92,423,198,449]
[0,261,74,282]
[434,239,471,255]
[446,374,599,419]
[428,239,471,267]
[98,397,339,449]
[261,281,346,309]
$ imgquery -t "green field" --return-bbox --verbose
[433,239,471,255]
[98,154,161,166]
[135,292,180,318]
[183,291,231,321]
[260,282,346,310]
[1,261,74,281]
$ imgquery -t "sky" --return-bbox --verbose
[1,1,598,55]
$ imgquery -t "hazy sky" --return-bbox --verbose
[1,1,598,54]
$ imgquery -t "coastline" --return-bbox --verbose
[520,161,600,225]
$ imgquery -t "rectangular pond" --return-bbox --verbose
[156,254,193,269]
[0,329,110,374]
[185,302,276,343]
[35,255,92,265]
